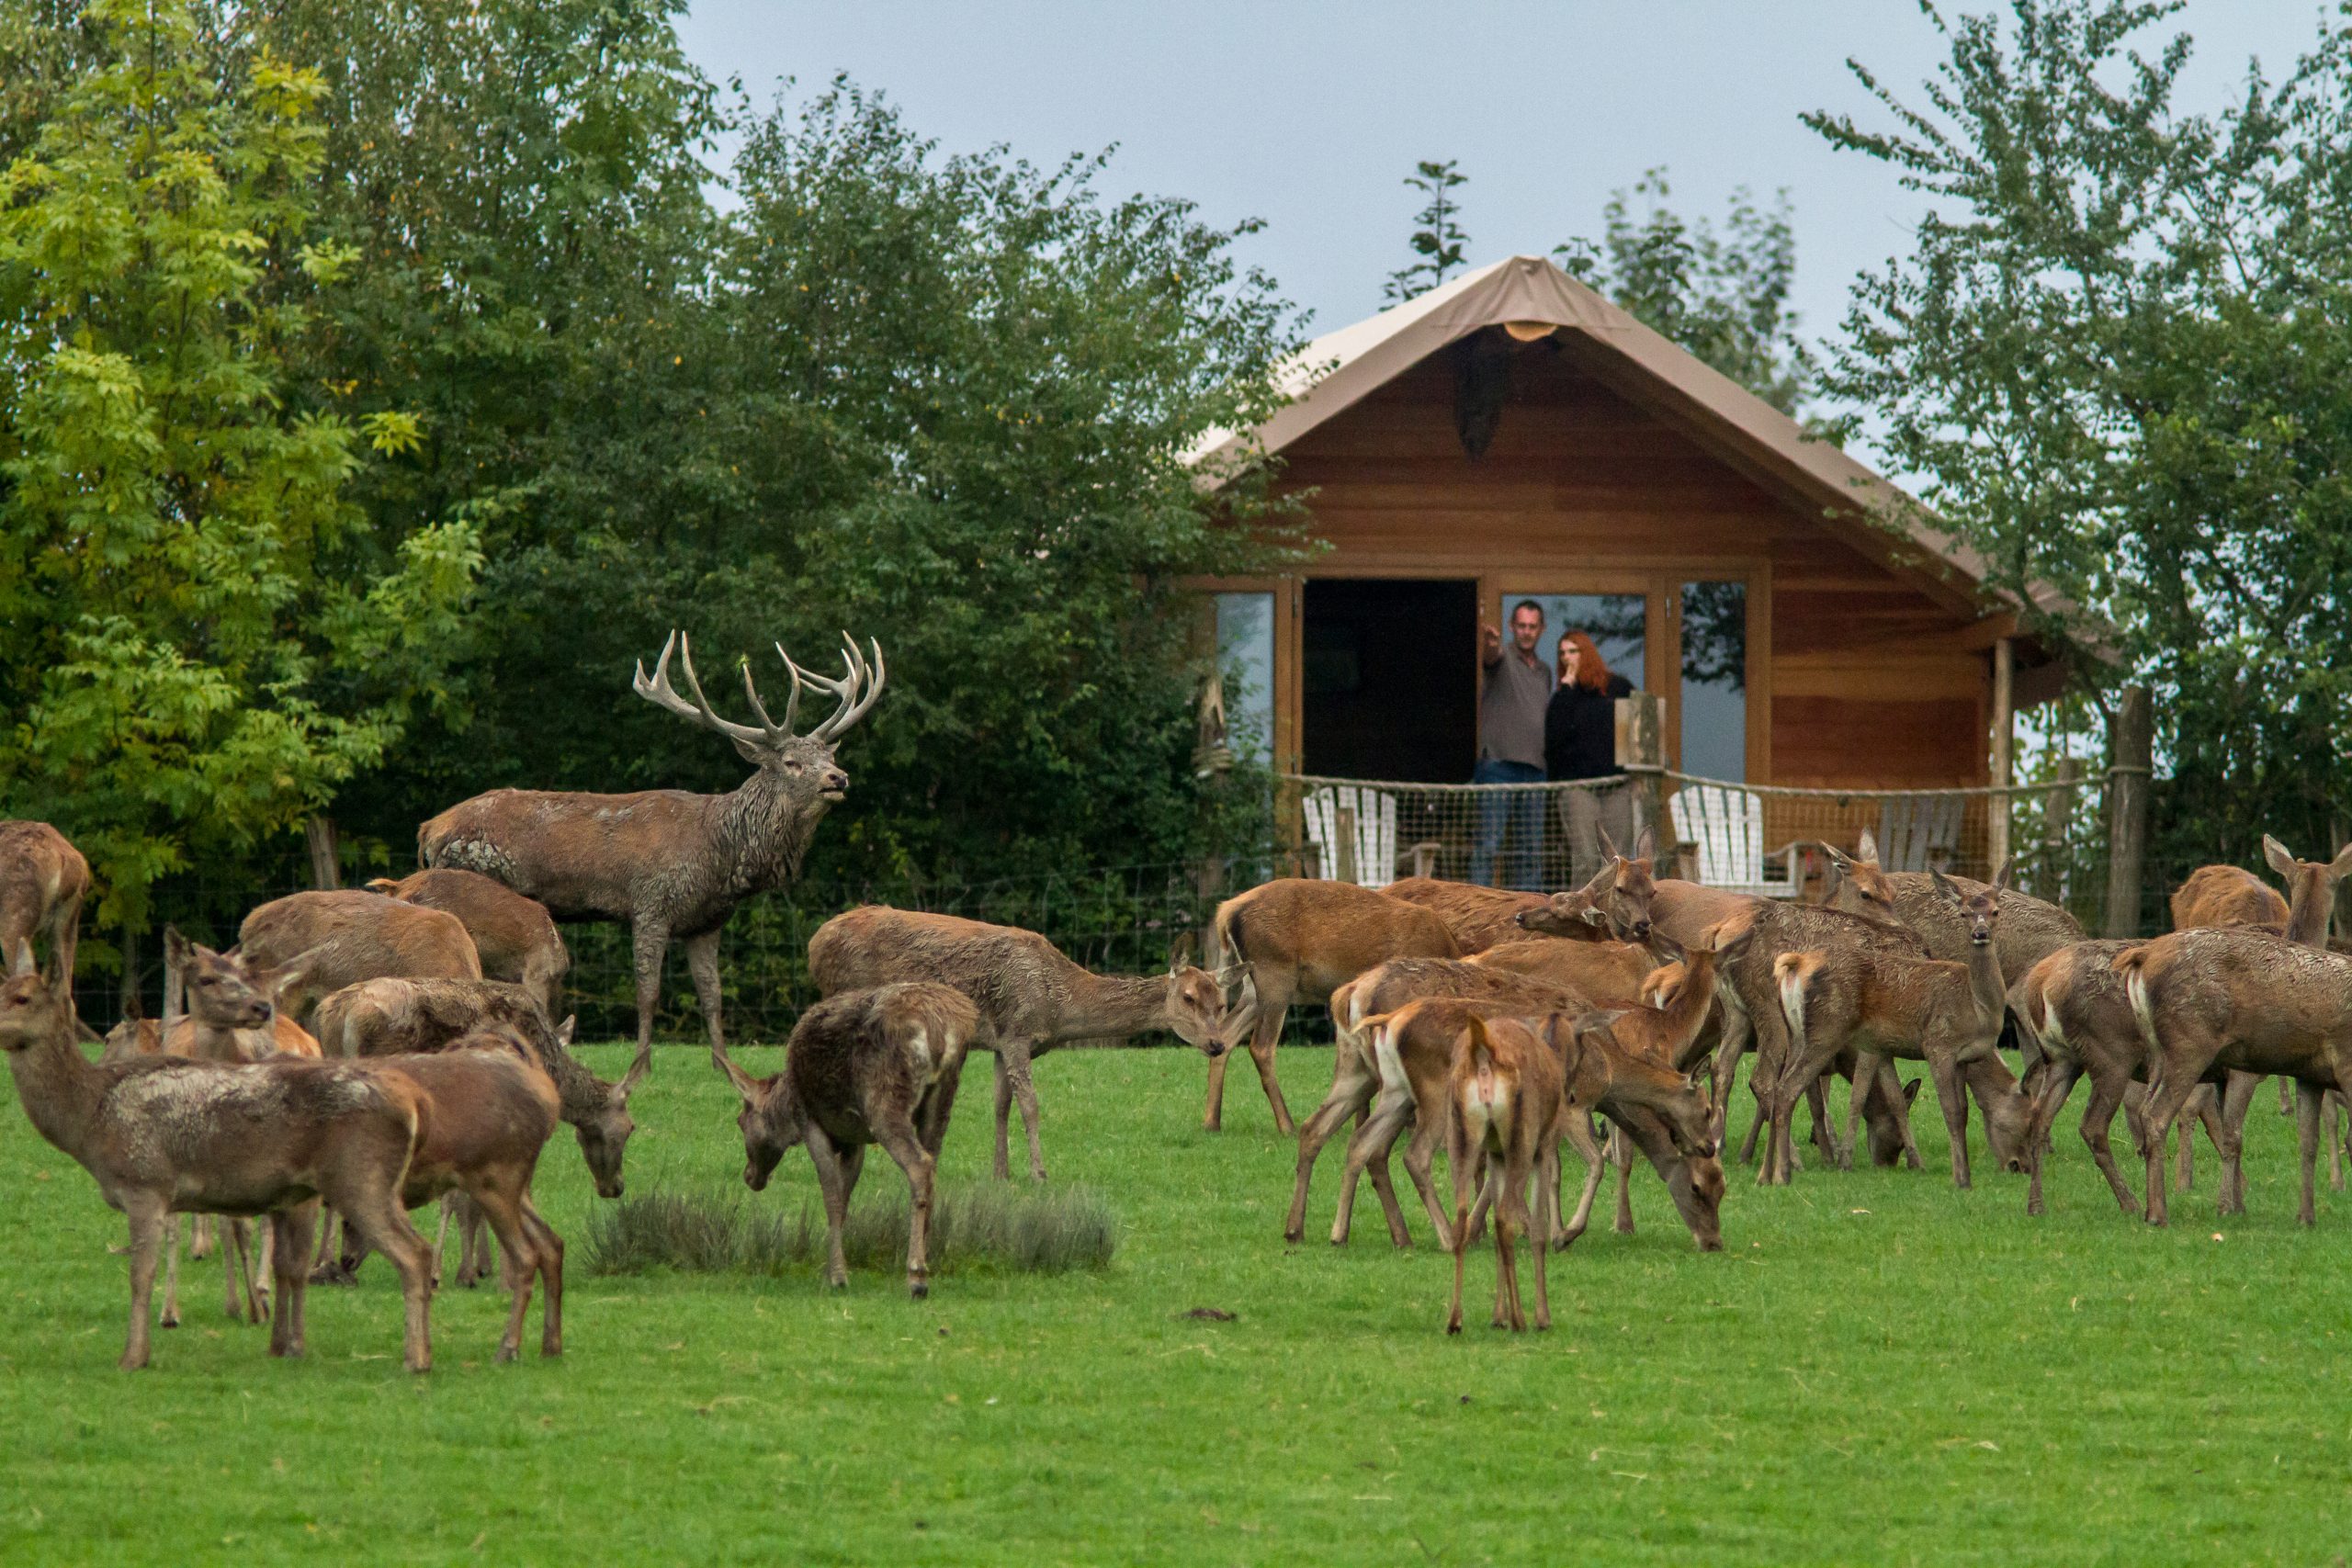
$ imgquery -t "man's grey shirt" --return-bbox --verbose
[1479,651,1551,769]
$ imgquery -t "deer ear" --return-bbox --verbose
[1824,842,1856,872]
[1632,826,1656,862]
[163,925,191,968]
[1991,857,2016,892]
[2331,841,2352,880]
[619,1043,652,1097]
[1577,902,1609,929]
[1648,931,1686,964]
[2264,834,2298,879]
[1596,823,1622,862]
[1929,869,1962,905]
[10,940,36,979]
[1856,828,1880,865]
[556,1015,577,1046]
[1167,931,1196,974]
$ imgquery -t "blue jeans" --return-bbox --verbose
[1468,758,1546,890]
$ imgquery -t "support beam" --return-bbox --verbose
[1988,637,2015,876]
[2103,687,2153,938]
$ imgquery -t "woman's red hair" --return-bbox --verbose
[1556,630,1612,692]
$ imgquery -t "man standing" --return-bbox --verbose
[1470,601,1550,888]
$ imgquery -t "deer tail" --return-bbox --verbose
[1772,951,1826,1049]
[2113,944,2161,1079]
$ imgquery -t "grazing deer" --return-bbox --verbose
[0,820,87,984]
[1467,936,1657,1005]
[1383,877,1596,954]
[712,984,980,1298]
[1443,1014,1568,1334]
[808,907,1222,1180]
[1286,957,1593,1246]
[368,869,569,1016]
[421,630,885,1057]
[312,976,647,1200]
[1770,868,2032,1190]
[238,890,481,1020]
[0,942,435,1372]
[1207,878,1460,1134]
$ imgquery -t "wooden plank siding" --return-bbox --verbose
[1263,341,1991,791]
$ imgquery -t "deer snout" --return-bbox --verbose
[1630,919,1653,940]
[598,1175,625,1200]
[743,1163,769,1192]
[820,769,849,797]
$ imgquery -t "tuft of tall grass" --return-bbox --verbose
[582,1183,1117,1279]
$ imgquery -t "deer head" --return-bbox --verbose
[710,1044,799,1192]
[632,628,886,811]
[1929,863,2009,949]
[1514,832,1657,939]
[164,927,310,1032]
[1164,959,1227,1057]
[563,1021,645,1200]
[1822,829,1901,926]
[2263,835,2352,939]
[0,940,72,1052]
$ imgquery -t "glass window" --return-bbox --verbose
[1680,581,1747,781]
[1216,592,1275,765]
[1498,592,1646,691]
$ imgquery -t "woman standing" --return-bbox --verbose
[1544,631,1635,888]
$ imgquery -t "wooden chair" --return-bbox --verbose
[1303,784,1402,889]
[1668,782,1801,898]
[1875,795,1965,873]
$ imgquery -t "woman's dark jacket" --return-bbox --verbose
[1544,672,1634,781]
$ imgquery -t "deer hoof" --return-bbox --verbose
[495,1344,518,1365]
[910,1278,929,1300]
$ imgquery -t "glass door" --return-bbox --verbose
[1678,580,1747,782]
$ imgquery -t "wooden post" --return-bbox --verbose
[2103,687,2153,938]
[1332,805,1360,885]
[1988,637,2015,878]
[2043,757,2081,905]
[304,814,341,890]
[1620,692,1668,862]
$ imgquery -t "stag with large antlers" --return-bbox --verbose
[420,630,885,1059]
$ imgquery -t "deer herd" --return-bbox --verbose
[6,630,2352,1364]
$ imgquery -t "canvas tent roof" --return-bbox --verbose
[1188,254,2080,691]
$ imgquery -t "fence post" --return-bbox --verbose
[1620,692,1668,861]
[304,814,341,890]
[2043,757,2080,904]
[1988,637,2015,876]
[2103,686,2153,938]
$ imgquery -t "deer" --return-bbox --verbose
[1205,877,1461,1134]
[1769,867,2033,1190]
[367,869,569,1016]
[1443,1014,1568,1334]
[1383,876,1601,954]
[0,941,436,1372]
[237,890,481,1021]
[712,983,981,1298]
[808,907,1223,1181]
[0,819,87,986]
[2171,863,2290,933]
[1466,933,1658,1004]
[420,629,885,1058]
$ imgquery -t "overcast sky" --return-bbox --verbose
[681,0,2333,442]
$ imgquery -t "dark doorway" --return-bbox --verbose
[1302,578,1478,782]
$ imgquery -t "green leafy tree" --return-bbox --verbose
[1555,169,1815,415]
[1385,158,1471,303]
[1806,0,2352,860]
[0,0,480,946]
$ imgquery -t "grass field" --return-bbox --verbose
[2,1041,2347,1565]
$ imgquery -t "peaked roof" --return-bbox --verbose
[1190,254,2064,637]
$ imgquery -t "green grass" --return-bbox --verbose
[2,1043,2347,1565]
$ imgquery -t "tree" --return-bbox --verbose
[1385,158,1471,303]
[0,0,480,948]
[1805,0,2352,861]
[1554,169,1815,415]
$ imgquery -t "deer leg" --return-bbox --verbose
[989,1053,1016,1181]
[1332,1085,1415,1246]
[2332,1090,2348,1193]
[1396,1102,1455,1250]
[1286,1047,1379,1242]
[270,1204,315,1359]
[1554,1111,1607,1251]
[805,1133,856,1289]
[1844,1052,1879,1167]
[121,1196,169,1371]
[1709,1001,1751,1149]
[1924,1055,1973,1190]
[225,1217,262,1324]
[2279,1074,2295,1115]
[2024,1057,2082,1216]
[469,1183,538,1364]
[1490,1159,1521,1332]
[1007,1046,1046,1182]
[629,920,671,1058]
[1362,1145,1414,1250]
[2138,1065,2210,1228]
[2218,1073,2262,1213]
[2295,1078,2324,1227]
[331,1175,434,1374]
[875,1117,937,1299]
[190,1212,214,1261]
[1445,1126,1474,1336]
[1611,1124,1636,1235]
[1882,1057,1924,1170]
[683,929,727,1054]
[521,1198,563,1358]
[1526,1153,1554,1331]
[1806,1071,1848,1171]
[160,1216,181,1330]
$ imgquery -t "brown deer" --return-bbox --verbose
[1466,935,1657,1004]
[1824,829,2084,977]
[311,976,646,1201]
[238,890,481,1020]
[1383,876,1600,954]
[1770,868,2032,1190]
[367,869,569,1016]
[1206,877,1461,1134]
[808,907,1223,1180]
[2170,863,2290,933]
[0,820,87,984]
[0,942,436,1372]
[712,984,980,1298]
[1443,1014,1568,1334]
[420,629,884,1057]
[1285,957,1594,1246]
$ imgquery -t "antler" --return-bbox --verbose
[633,629,886,749]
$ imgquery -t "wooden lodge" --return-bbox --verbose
[1186,254,2064,807]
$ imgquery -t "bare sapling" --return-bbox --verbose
[367,869,570,1016]
[1769,867,2029,1190]
[809,906,1222,1180]
[0,942,435,1372]
[1444,1015,1567,1334]
[1205,878,1459,1134]
[713,984,981,1298]
[421,629,884,1058]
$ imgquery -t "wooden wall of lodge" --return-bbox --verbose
[1272,346,1991,792]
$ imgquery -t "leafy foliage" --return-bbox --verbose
[1384,158,1471,303]
[1807,0,2352,858]
[1554,169,1815,415]
[0,0,479,939]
